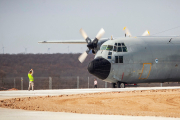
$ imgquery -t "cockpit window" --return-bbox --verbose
[117,47,122,52]
[122,47,127,52]
[115,42,128,52]
[106,45,113,50]
[113,46,117,51]
[118,43,121,46]
[108,52,112,55]
[100,45,107,50]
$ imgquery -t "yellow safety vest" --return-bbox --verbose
[28,73,34,81]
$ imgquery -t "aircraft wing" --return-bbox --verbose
[38,38,109,44]
[38,40,87,44]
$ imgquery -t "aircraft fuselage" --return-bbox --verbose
[88,36,180,84]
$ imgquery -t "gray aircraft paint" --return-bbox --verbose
[95,36,180,84]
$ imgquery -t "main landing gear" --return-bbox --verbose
[112,82,125,88]
[112,83,116,88]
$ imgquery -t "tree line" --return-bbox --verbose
[1,53,179,90]
[0,53,112,89]
[0,53,94,78]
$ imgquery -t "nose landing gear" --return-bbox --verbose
[112,82,125,88]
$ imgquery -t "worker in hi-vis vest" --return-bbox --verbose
[28,69,34,91]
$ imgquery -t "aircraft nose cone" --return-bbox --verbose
[87,58,111,80]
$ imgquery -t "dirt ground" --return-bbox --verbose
[1,89,180,118]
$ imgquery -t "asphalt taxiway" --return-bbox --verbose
[0,87,180,120]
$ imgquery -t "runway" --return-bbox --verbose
[0,87,180,120]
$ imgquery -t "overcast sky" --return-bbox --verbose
[0,0,180,54]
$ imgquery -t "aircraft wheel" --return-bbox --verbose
[117,82,120,88]
[112,83,116,88]
[120,83,125,88]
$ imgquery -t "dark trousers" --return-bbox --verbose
[94,85,97,88]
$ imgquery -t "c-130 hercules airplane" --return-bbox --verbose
[39,27,180,88]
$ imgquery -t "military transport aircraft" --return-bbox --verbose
[38,27,180,88]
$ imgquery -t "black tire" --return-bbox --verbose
[112,83,116,88]
[120,83,125,88]
[117,81,120,88]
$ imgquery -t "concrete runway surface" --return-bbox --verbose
[0,87,180,120]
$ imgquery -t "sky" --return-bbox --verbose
[0,0,180,54]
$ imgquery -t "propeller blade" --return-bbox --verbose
[142,30,150,36]
[123,27,132,37]
[111,35,113,40]
[96,28,105,40]
[80,28,88,40]
[78,51,88,63]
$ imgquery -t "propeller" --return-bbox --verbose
[78,51,88,63]
[79,29,88,41]
[123,27,132,37]
[123,27,150,37]
[111,35,114,40]
[142,30,150,36]
[78,28,105,63]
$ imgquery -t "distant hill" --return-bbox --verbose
[0,53,179,90]
[0,53,112,89]
[0,53,94,77]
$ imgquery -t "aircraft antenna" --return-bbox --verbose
[151,26,180,35]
